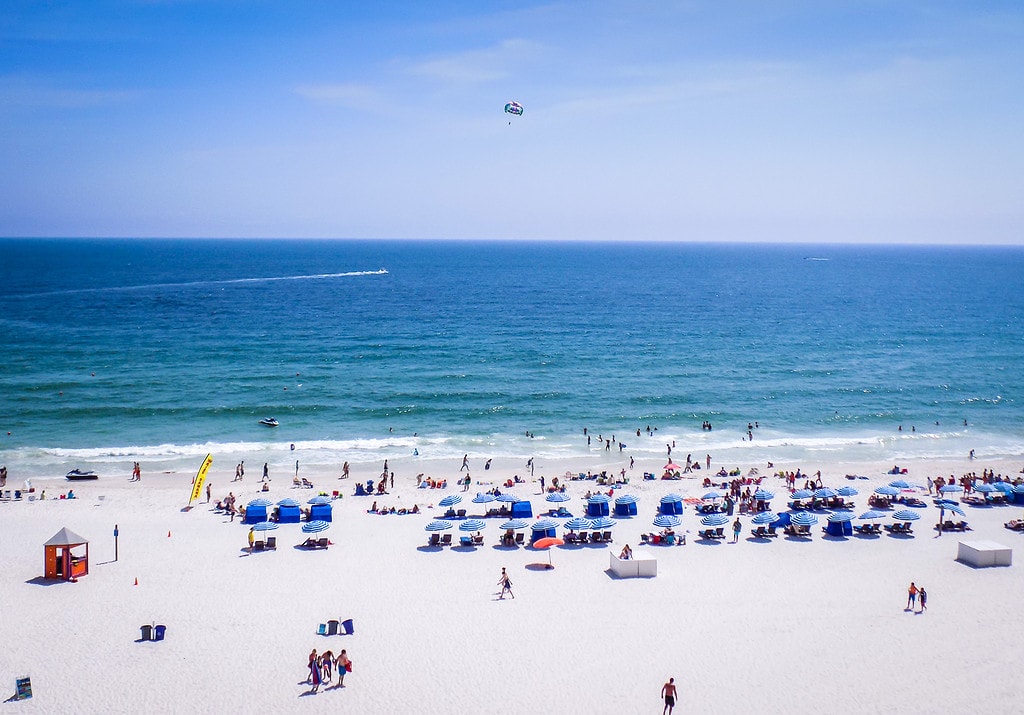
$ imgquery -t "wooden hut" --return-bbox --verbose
[44,527,89,581]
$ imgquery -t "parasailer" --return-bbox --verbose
[504,101,523,125]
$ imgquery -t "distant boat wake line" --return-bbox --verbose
[19,269,388,298]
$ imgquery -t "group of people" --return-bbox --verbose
[128,462,142,482]
[305,648,351,693]
[366,501,419,515]
[906,582,928,613]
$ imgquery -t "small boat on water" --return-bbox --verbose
[66,469,99,481]
[259,418,279,427]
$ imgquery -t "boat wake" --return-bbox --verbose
[18,269,389,298]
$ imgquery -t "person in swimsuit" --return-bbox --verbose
[662,677,677,714]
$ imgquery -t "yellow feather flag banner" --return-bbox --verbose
[189,454,213,506]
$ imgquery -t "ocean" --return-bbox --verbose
[2,238,1022,480]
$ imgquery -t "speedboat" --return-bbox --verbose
[66,469,99,481]
[258,418,279,427]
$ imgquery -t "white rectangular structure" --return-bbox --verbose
[957,540,1012,567]
[609,553,657,578]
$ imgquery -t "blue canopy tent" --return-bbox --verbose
[309,502,333,522]
[586,494,610,517]
[277,499,301,524]
[243,500,269,524]
[510,501,533,519]
[660,494,684,515]
[614,494,639,516]
[530,518,558,543]
[824,512,853,536]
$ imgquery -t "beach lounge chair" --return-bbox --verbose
[456,509,466,519]
[266,536,276,550]
[293,477,302,487]
[1004,520,1024,531]
[317,537,329,548]
[640,533,650,544]
[512,532,523,546]
[443,508,457,519]
[955,521,970,531]
[699,529,714,539]
[714,528,725,539]
[766,525,778,537]
[428,534,441,547]
[602,531,612,543]
[459,536,473,546]
[253,540,265,551]
[751,526,767,538]
[591,531,603,543]
[576,532,588,544]
[302,478,315,488]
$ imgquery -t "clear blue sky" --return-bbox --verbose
[2,1,1021,243]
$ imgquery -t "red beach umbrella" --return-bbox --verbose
[532,536,564,568]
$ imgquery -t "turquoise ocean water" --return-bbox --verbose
[1,239,1022,480]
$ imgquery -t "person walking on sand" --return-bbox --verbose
[262,463,269,481]
[662,677,677,714]
[306,649,318,683]
[342,461,350,479]
[461,454,469,471]
[732,518,742,543]
[309,653,322,693]
[918,587,927,613]
[247,527,255,552]
[335,649,351,687]
[498,567,514,599]
[906,582,918,610]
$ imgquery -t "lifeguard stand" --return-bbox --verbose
[43,527,89,581]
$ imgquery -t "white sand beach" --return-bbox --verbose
[1,453,1022,714]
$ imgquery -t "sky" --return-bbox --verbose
[1,1,1022,243]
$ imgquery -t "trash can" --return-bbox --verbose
[140,625,153,641]
[327,620,339,635]
[154,625,166,641]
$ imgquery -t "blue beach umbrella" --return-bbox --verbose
[459,519,487,532]
[937,502,966,517]
[753,489,775,501]
[587,493,610,504]
[814,488,837,499]
[247,498,273,508]
[892,509,921,522]
[702,491,723,501]
[589,516,615,530]
[472,492,496,504]
[701,513,729,527]
[276,498,301,507]
[439,494,463,507]
[874,485,899,496]
[546,492,571,503]
[307,495,331,505]
[499,519,528,530]
[972,483,996,494]
[791,489,813,500]
[836,486,859,497]
[790,512,818,527]
[531,518,559,531]
[1013,484,1024,495]
[563,517,593,532]
[653,514,681,528]
[751,511,777,525]
[858,510,887,521]
[302,520,330,533]
[939,484,962,494]
[252,520,278,532]
[614,494,639,505]
[889,479,913,490]
[993,482,1014,495]
[497,493,520,503]
[827,512,853,523]
[424,520,453,532]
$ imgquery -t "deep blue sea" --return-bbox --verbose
[2,239,1022,479]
